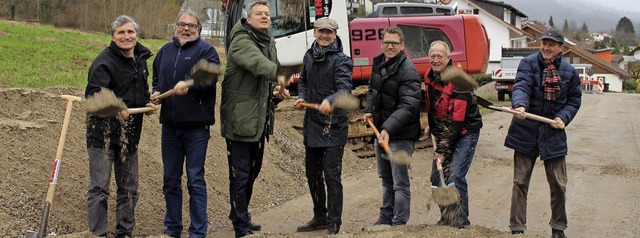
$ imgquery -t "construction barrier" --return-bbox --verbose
[580,77,598,94]
[597,77,604,94]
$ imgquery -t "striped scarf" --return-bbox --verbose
[543,59,561,100]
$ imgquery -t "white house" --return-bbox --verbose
[454,0,530,74]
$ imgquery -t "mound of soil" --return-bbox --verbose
[0,86,513,238]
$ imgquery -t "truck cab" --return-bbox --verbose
[350,14,489,85]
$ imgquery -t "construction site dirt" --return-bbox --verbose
[0,85,638,238]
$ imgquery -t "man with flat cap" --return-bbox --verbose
[505,28,581,238]
[293,16,353,235]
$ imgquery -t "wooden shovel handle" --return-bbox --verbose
[366,118,390,154]
[297,102,319,110]
[490,105,556,124]
[46,95,80,202]
[155,79,195,101]
[127,107,155,115]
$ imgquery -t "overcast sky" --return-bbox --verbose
[500,0,640,15]
[497,0,640,31]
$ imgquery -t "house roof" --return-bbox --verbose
[611,54,624,64]
[524,21,633,79]
[470,0,527,18]
[629,46,640,55]
[465,0,530,37]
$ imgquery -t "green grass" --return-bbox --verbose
[474,93,513,115]
[0,20,168,88]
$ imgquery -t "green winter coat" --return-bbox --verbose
[220,19,280,142]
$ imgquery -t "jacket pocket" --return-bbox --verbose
[232,99,259,137]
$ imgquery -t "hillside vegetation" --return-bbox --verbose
[0,20,168,88]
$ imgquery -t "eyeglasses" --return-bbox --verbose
[176,22,198,29]
[382,41,402,47]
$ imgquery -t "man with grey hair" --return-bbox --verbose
[151,10,220,238]
[424,40,482,229]
[85,15,157,238]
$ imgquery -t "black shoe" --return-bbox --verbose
[511,230,524,235]
[297,216,328,232]
[249,222,261,231]
[163,231,180,238]
[552,229,567,238]
[235,230,254,238]
[327,223,340,235]
[373,217,391,225]
[436,219,452,226]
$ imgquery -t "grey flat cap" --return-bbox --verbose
[314,17,338,31]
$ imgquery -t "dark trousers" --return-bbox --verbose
[161,126,210,238]
[430,132,479,228]
[375,139,414,225]
[304,146,344,225]
[509,151,568,232]
[226,138,265,235]
[87,147,138,237]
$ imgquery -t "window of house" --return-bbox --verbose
[573,57,580,64]
[397,25,454,59]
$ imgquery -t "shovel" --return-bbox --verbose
[365,118,410,165]
[154,59,221,102]
[430,134,460,206]
[295,92,359,112]
[475,95,556,124]
[25,95,82,238]
[84,88,156,118]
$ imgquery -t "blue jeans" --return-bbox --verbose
[161,125,210,238]
[375,139,414,225]
[430,132,479,228]
[226,138,265,236]
[87,147,138,237]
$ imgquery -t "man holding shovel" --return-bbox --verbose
[85,15,157,238]
[293,17,353,235]
[506,28,581,238]
[150,10,220,238]
[424,40,482,229]
[220,1,288,237]
[360,27,421,226]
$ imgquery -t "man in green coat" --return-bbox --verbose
[220,1,288,237]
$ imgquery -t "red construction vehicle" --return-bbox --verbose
[221,0,489,156]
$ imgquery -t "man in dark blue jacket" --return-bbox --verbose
[293,17,353,236]
[360,27,421,226]
[151,10,220,238]
[85,15,157,238]
[506,28,581,238]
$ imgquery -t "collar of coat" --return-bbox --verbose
[373,51,407,78]
[536,50,563,69]
[427,59,453,86]
[310,36,344,61]
[108,40,152,61]
[171,36,202,48]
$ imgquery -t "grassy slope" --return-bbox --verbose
[0,20,168,88]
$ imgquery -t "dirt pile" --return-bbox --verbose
[0,86,517,237]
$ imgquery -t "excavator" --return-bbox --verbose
[221,0,489,157]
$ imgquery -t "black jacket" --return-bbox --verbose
[152,37,220,127]
[365,51,421,141]
[298,37,353,147]
[85,41,152,152]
